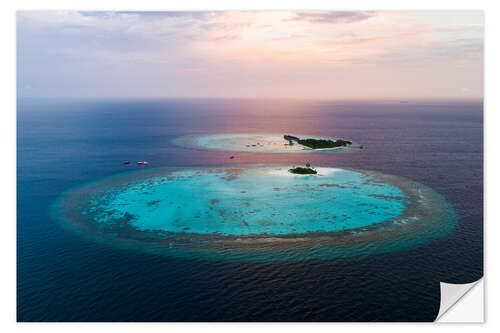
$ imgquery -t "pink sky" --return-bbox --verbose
[17,11,483,99]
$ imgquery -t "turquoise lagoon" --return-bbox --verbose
[58,165,457,261]
[174,133,357,153]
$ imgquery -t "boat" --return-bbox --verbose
[137,161,149,165]
[123,161,130,165]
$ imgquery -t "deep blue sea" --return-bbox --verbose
[17,98,483,321]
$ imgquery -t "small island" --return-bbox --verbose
[176,133,358,153]
[297,138,352,149]
[289,166,318,175]
[284,135,352,149]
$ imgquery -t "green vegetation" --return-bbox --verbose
[297,138,352,149]
[289,167,318,175]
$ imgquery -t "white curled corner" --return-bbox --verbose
[435,278,483,322]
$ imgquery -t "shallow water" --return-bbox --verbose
[82,167,407,235]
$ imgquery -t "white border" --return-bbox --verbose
[2,0,495,331]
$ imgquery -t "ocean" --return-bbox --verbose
[17,98,483,321]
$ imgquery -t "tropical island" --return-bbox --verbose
[298,138,352,149]
[175,133,358,153]
[284,135,352,149]
[289,166,318,175]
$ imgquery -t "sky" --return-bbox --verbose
[17,11,483,100]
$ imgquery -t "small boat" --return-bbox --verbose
[123,161,130,165]
[230,156,234,159]
[137,161,149,165]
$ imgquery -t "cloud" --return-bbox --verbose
[16,10,483,99]
[430,38,483,59]
[271,33,304,41]
[79,11,218,20]
[285,11,376,24]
